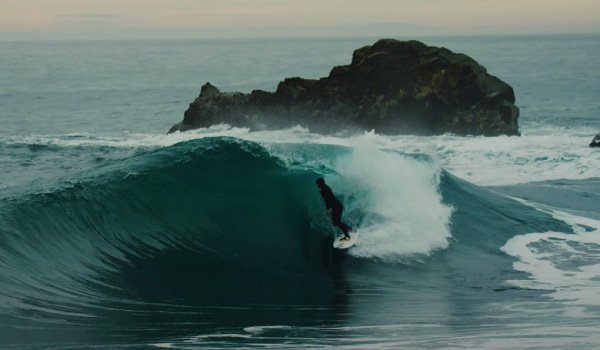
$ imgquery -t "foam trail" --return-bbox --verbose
[501,200,600,316]
[331,134,453,261]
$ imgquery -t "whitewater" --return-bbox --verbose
[1,35,599,349]
[3,122,598,187]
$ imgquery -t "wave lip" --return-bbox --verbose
[3,124,599,188]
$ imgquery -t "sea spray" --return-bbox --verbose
[330,135,454,261]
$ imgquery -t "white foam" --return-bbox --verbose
[244,325,292,334]
[2,124,597,186]
[331,136,453,260]
[501,201,600,316]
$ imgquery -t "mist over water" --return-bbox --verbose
[0,35,599,349]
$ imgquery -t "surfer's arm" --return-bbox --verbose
[321,187,334,216]
[322,187,334,210]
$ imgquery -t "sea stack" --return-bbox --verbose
[169,39,520,137]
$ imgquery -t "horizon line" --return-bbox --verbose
[1,31,599,43]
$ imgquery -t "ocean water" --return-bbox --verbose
[0,35,599,349]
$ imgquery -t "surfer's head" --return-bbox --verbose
[316,177,325,190]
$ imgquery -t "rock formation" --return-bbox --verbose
[169,39,519,136]
[590,134,600,148]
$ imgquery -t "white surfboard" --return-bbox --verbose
[333,230,358,249]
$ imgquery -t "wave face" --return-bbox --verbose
[0,135,576,346]
[0,138,339,313]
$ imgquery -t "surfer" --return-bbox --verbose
[316,178,354,242]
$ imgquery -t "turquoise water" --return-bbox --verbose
[1,35,600,349]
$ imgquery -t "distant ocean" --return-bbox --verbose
[1,35,599,349]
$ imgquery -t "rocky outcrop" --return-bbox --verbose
[591,135,600,148]
[169,39,520,136]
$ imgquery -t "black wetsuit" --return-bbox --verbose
[319,184,352,237]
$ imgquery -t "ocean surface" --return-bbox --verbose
[0,35,599,349]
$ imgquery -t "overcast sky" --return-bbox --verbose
[1,0,599,40]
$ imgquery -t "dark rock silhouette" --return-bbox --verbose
[590,134,600,148]
[169,39,519,136]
